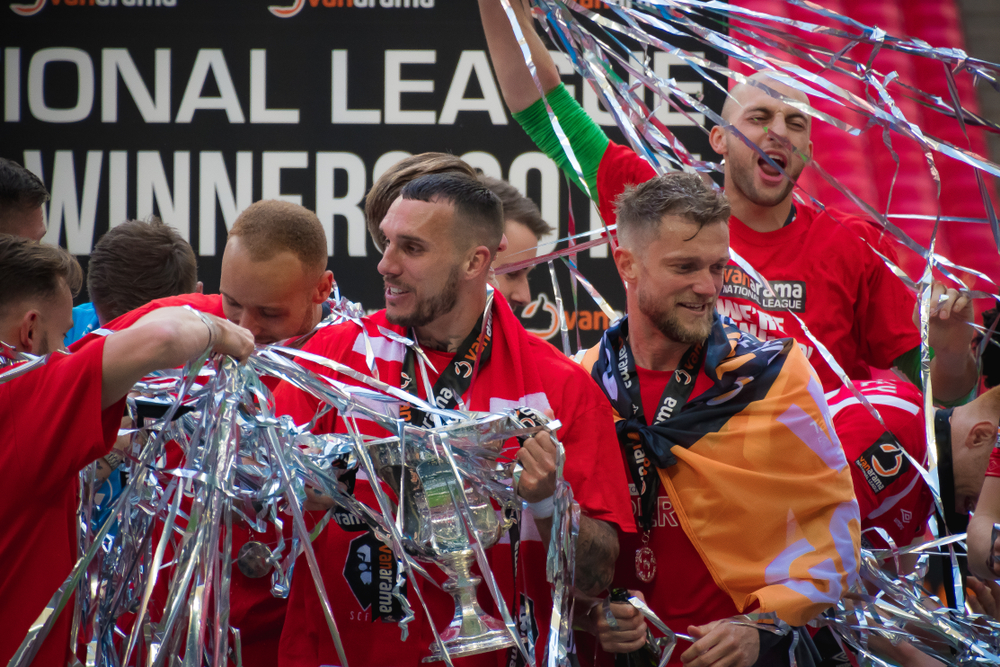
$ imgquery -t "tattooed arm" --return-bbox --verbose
[517,429,620,597]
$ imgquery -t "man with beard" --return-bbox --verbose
[477,0,978,403]
[274,173,634,666]
[573,173,860,667]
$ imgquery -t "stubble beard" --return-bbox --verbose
[386,265,461,328]
[638,286,714,346]
[728,140,800,208]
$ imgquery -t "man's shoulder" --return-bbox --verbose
[6,338,106,393]
[298,310,397,361]
[104,293,224,331]
[517,335,610,410]
[522,333,595,380]
[148,292,224,315]
[830,380,926,456]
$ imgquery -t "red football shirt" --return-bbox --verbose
[595,143,920,391]
[575,365,739,667]
[986,447,1000,478]
[275,310,633,667]
[0,337,126,666]
[827,380,931,549]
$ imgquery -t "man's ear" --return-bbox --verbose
[18,310,40,354]
[314,270,335,303]
[968,420,999,450]
[613,245,639,286]
[465,246,493,280]
[709,124,728,157]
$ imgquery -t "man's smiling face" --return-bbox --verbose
[377,196,463,328]
[631,215,730,345]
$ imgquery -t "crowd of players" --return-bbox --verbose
[3,2,1000,666]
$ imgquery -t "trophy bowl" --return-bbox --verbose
[365,429,516,662]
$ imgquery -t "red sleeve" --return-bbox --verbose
[2,337,126,490]
[273,373,336,434]
[70,293,225,352]
[853,223,921,369]
[596,142,658,230]
[272,333,344,435]
[535,341,635,533]
[987,447,1000,478]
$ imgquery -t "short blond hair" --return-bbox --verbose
[229,200,327,271]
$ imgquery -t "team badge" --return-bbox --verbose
[854,432,910,495]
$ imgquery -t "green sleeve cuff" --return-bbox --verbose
[894,346,932,389]
[894,345,976,407]
[511,83,609,201]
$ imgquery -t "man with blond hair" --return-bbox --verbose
[575,172,859,667]
[78,199,335,667]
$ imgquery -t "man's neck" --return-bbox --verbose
[628,309,695,372]
[727,183,794,233]
[414,289,488,354]
[309,302,324,330]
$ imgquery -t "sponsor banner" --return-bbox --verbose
[343,530,407,622]
[3,0,724,349]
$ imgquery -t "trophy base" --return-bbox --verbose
[422,616,516,662]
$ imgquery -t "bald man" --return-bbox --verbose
[478,0,978,406]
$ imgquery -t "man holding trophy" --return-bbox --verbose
[275,172,634,666]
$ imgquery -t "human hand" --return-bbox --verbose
[913,281,974,354]
[681,620,760,667]
[207,315,255,361]
[303,485,337,512]
[967,575,1000,620]
[515,410,558,503]
[587,590,648,653]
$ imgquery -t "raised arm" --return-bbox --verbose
[901,281,978,405]
[478,0,562,112]
[101,306,254,409]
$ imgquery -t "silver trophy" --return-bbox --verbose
[365,417,523,662]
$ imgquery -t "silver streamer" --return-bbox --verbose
[3,295,579,666]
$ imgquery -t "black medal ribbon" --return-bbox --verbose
[591,314,794,532]
[592,317,704,531]
[934,407,969,609]
[399,313,492,427]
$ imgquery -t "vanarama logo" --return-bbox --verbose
[11,0,176,16]
[268,0,432,17]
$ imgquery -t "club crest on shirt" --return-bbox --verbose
[854,432,910,494]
